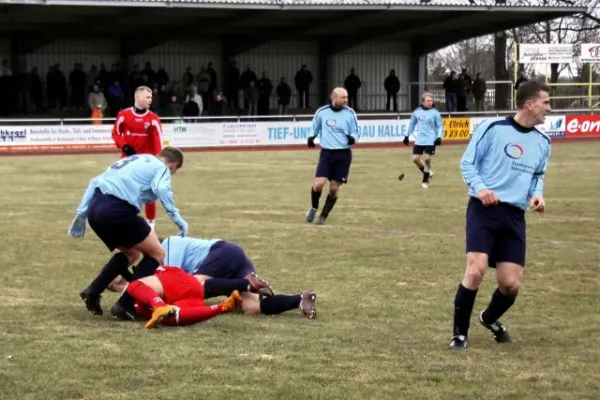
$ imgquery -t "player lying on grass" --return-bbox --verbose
[106,236,317,319]
[127,265,242,329]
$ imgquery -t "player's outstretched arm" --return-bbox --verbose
[154,173,188,237]
[111,114,126,150]
[68,178,97,238]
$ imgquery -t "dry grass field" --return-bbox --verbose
[0,142,599,400]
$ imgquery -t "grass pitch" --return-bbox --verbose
[0,142,599,400]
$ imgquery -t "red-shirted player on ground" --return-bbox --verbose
[111,86,164,230]
[128,265,242,329]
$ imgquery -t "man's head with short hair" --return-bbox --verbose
[515,80,551,127]
[421,92,434,108]
[330,87,348,108]
[158,146,184,175]
[134,86,153,110]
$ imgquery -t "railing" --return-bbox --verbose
[0,108,596,126]
[409,80,516,111]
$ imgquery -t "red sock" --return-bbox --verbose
[127,281,166,309]
[145,202,157,221]
[163,304,224,326]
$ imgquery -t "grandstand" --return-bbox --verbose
[0,0,585,118]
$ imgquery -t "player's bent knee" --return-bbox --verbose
[463,255,488,287]
[498,277,521,296]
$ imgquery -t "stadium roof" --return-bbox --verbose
[0,0,586,55]
[0,0,588,10]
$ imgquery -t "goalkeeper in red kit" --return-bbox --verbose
[111,86,164,230]
[128,265,242,329]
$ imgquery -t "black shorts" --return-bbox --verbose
[413,145,436,156]
[87,188,151,251]
[192,241,256,278]
[315,148,352,184]
[465,197,526,268]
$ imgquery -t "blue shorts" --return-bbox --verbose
[192,241,256,279]
[87,188,151,252]
[413,145,436,155]
[315,148,352,184]
[466,197,526,268]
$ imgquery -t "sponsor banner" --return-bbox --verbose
[443,118,470,141]
[164,119,414,147]
[580,43,600,63]
[537,116,565,137]
[519,44,573,64]
[565,115,600,137]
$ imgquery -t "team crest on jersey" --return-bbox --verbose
[144,122,150,130]
[326,119,337,127]
[418,115,427,121]
[504,143,524,159]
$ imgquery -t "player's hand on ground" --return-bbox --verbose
[477,189,499,207]
[68,215,87,238]
[403,136,409,146]
[346,135,355,146]
[174,217,188,237]
[529,195,545,213]
[307,136,316,149]
[122,144,136,156]
[434,137,442,146]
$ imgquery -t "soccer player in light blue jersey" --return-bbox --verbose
[449,81,551,350]
[68,146,189,321]
[402,92,444,188]
[305,87,359,225]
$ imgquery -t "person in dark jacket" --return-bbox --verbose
[276,77,292,115]
[384,69,400,112]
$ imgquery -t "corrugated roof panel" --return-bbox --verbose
[40,0,583,8]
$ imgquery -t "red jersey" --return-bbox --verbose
[111,107,163,156]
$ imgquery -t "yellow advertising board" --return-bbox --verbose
[443,118,471,140]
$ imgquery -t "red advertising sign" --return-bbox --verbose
[565,115,600,137]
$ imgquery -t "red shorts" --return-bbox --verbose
[155,266,206,304]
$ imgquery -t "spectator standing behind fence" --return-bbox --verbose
[257,71,273,115]
[277,77,291,115]
[245,81,260,117]
[473,73,487,111]
[225,60,240,112]
[195,66,211,112]
[163,95,182,119]
[107,80,125,117]
[443,71,458,112]
[89,84,107,124]
[344,68,362,111]
[384,69,400,112]
[457,68,472,112]
[210,91,228,117]
[240,65,257,112]
[295,65,313,109]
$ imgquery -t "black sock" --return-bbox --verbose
[422,171,431,183]
[320,195,338,218]
[118,255,159,308]
[453,283,478,337]
[87,252,129,295]
[311,188,322,209]
[481,287,517,325]
[418,165,424,173]
[260,294,302,315]
[203,278,248,299]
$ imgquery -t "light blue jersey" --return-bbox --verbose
[75,154,183,224]
[407,106,444,146]
[460,117,551,211]
[310,105,359,149]
[162,236,220,274]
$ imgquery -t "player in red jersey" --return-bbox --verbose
[127,265,242,329]
[111,86,164,230]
